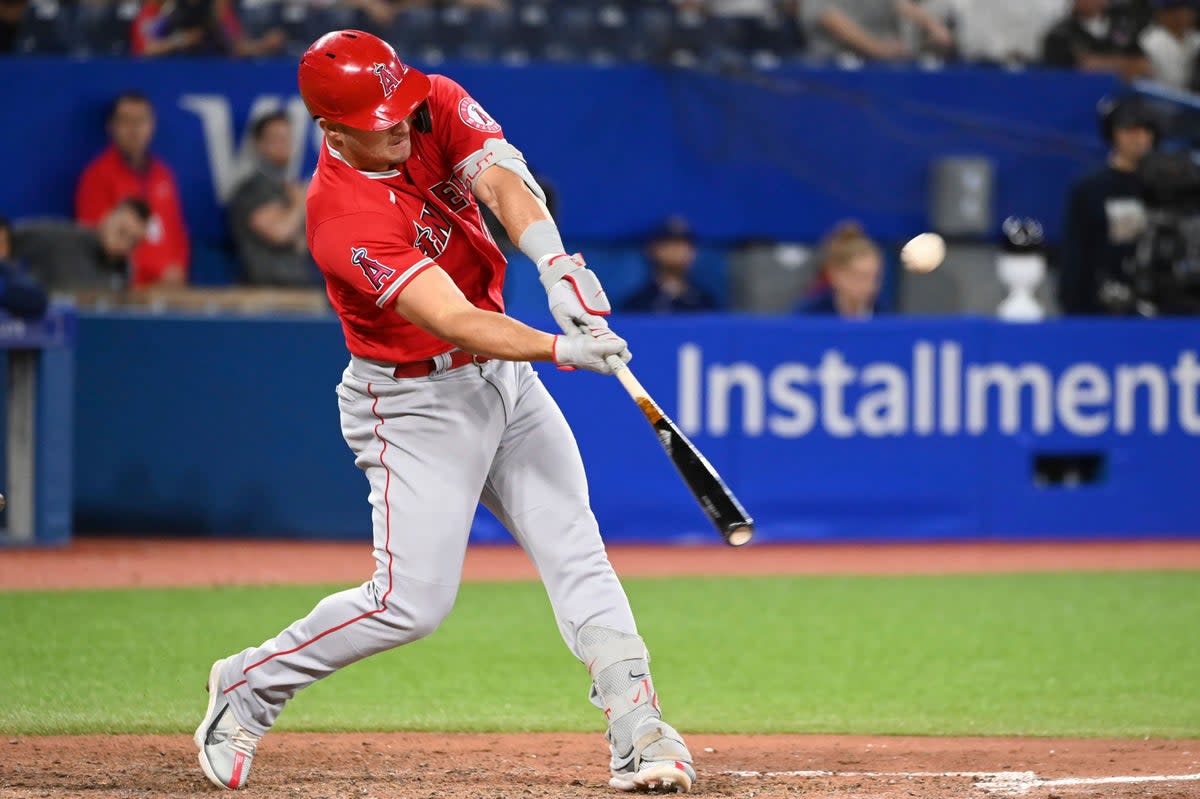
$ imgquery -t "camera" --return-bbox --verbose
[1120,150,1200,315]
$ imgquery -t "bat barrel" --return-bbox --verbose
[725,524,754,547]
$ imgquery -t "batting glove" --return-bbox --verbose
[538,253,611,336]
[553,326,632,375]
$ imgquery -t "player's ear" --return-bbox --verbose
[318,118,342,147]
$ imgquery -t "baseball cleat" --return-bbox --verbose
[194,658,260,790]
[609,719,695,793]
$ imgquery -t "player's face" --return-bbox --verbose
[108,99,155,159]
[327,118,414,172]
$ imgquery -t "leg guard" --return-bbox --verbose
[578,625,695,792]
[578,626,661,767]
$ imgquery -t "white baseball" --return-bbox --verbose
[901,232,946,273]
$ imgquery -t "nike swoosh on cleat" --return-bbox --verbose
[629,670,648,679]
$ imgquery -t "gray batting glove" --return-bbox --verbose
[553,326,632,375]
[538,253,611,336]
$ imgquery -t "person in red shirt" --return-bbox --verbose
[192,30,696,796]
[76,91,189,287]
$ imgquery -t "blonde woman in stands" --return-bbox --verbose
[794,221,882,319]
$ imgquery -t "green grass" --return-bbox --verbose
[1,573,1198,738]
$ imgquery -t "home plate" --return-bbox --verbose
[725,768,1200,795]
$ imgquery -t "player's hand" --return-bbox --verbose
[553,326,632,375]
[538,253,611,336]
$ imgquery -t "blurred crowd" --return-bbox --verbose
[2,0,1200,91]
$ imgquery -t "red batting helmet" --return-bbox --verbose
[297,30,431,132]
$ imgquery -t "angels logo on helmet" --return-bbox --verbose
[373,63,401,98]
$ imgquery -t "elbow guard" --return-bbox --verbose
[454,138,547,204]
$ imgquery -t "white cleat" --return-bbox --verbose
[609,719,696,793]
[194,658,260,790]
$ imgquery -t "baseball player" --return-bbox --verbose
[194,30,696,794]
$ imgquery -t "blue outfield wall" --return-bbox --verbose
[74,313,1200,543]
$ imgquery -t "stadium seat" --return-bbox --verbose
[72,0,139,56]
[304,4,364,50]
[629,3,675,63]
[236,0,282,40]
[15,0,73,54]
[277,1,311,53]
[433,3,512,63]
[379,5,437,63]
[729,243,816,313]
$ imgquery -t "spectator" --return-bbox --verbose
[76,91,189,288]
[677,0,795,60]
[1043,0,1152,80]
[1140,0,1200,89]
[801,0,953,62]
[12,198,151,292]
[131,0,285,57]
[947,0,1066,65]
[1058,97,1155,314]
[620,216,718,314]
[228,110,318,287]
[794,221,882,319]
[0,216,49,318]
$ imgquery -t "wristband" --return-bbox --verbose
[519,219,566,269]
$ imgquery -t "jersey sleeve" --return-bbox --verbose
[427,75,506,168]
[310,212,435,309]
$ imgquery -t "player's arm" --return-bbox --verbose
[472,161,551,246]
[433,76,614,337]
[466,148,616,339]
[391,265,628,373]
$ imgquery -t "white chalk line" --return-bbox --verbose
[725,769,1200,795]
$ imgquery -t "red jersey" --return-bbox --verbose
[76,145,190,286]
[307,75,508,364]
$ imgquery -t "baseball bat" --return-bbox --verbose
[605,356,754,547]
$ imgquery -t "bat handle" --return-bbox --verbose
[606,355,647,398]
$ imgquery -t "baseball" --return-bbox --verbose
[901,232,946,273]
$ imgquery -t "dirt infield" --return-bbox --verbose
[1,732,1197,799]
[2,539,1198,797]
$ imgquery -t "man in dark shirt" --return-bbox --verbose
[12,198,150,292]
[1058,97,1155,314]
[620,216,717,314]
[1043,0,1152,79]
[228,110,318,287]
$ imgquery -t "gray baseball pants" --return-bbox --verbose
[219,356,638,736]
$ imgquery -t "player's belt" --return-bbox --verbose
[392,349,490,378]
